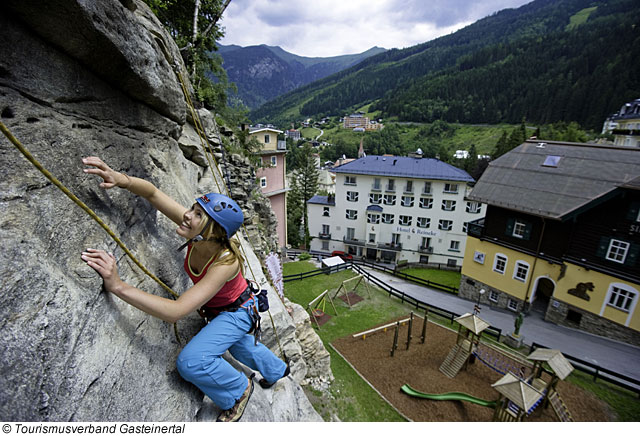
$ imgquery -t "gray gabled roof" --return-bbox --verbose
[332,155,474,182]
[468,140,640,220]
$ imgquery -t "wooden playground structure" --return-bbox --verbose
[346,311,576,422]
[306,274,372,328]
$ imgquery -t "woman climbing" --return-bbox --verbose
[80,156,289,422]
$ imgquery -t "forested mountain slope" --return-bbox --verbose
[250,0,639,130]
[218,44,385,109]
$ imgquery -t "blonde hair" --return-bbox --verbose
[198,216,245,276]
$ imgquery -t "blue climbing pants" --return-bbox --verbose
[176,299,287,410]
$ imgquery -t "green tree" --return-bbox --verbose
[291,143,320,249]
[143,0,233,109]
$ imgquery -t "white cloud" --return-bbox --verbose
[219,0,532,57]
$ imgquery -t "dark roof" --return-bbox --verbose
[610,98,640,121]
[332,155,474,182]
[308,195,335,206]
[468,140,640,220]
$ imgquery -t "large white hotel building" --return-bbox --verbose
[307,154,485,266]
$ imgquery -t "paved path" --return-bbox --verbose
[362,267,640,382]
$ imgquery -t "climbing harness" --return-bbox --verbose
[153,33,289,360]
[2,31,289,359]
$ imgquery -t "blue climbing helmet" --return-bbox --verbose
[196,192,244,239]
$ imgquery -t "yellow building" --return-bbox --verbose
[461,140,640,346]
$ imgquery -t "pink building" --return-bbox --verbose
[250,127,288,249]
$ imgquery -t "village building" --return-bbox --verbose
[460,140,640,346]
[602,98,640,147]
[307,153,484,266]
[249,126,288,248]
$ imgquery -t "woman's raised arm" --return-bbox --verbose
[83,156,186,225]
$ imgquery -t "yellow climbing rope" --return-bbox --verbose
[0,121,179,300]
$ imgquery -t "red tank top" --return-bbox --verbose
[184,244,247,308]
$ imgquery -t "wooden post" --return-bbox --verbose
[390,322,399,357]
[406,312,414,350]
[421,309,428,344]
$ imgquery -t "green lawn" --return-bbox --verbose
[283,261,640,422]
[284,261,410,421]
[399,267,462,289]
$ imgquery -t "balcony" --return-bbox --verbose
[378,242,402,252]
[318,232,331,240]
[343,236,365,246]
[466,218,485,238]
[418,246,434,254]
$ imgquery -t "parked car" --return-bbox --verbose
[331,250,353,261]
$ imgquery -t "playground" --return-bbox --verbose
[331,316,614,422]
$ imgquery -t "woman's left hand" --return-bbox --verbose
[81,249,124,294]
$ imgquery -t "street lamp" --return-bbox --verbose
[474,289,486,315]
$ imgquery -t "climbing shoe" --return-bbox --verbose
[259,362,290,389]
[217,374,254,422]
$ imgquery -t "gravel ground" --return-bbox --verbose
[332,317,615,422]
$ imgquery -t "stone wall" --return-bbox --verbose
[0,0,328,422]
[545,298,640,347]
[458,274,524,313]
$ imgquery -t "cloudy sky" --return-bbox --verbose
[219,0,534,57]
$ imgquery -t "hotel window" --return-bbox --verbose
[443,183,458,194]
[368,233,376,243]
[372,178,381,190]
[438,220,453,231]
[367,213,380,224]
[506,218,531,240]
[346,191,359,202]
[513,261,529,282]
[466,202,481,213]
[417,217,430,228]
[422,182,432,194]
[369,193,382,204]
[421,237,431,249]
[493,254,507,274]
[386,179,395,191]
[607,285,637,312]
[399,215,412,226]
[513,220,527,238]
[346,209,357,220]
[489,290,499,303]
[260,177,267,188]
[264,134,270,143]
[345,176,357,185]
[462,222,469,233]
[419,198,433,209]
[323,207,330,217]
[507,299,519,311]
[442,200,456,211]
[405,180,413,193]
[606,239,630,264]
[391,233,401,245]
[346,227,356,240]
[321,224,330,235]
[383,194,396,205]
[401,196,414,207]
[449,240,461,252]
[270,156,277,166]
[322,241,329,250]
[382,213,395,224]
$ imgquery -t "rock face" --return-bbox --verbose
[0,0,328,422]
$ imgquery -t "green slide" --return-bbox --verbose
[401,384,497,408]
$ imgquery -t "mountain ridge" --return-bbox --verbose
[249,0,640,131]
[217,44,386,109]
